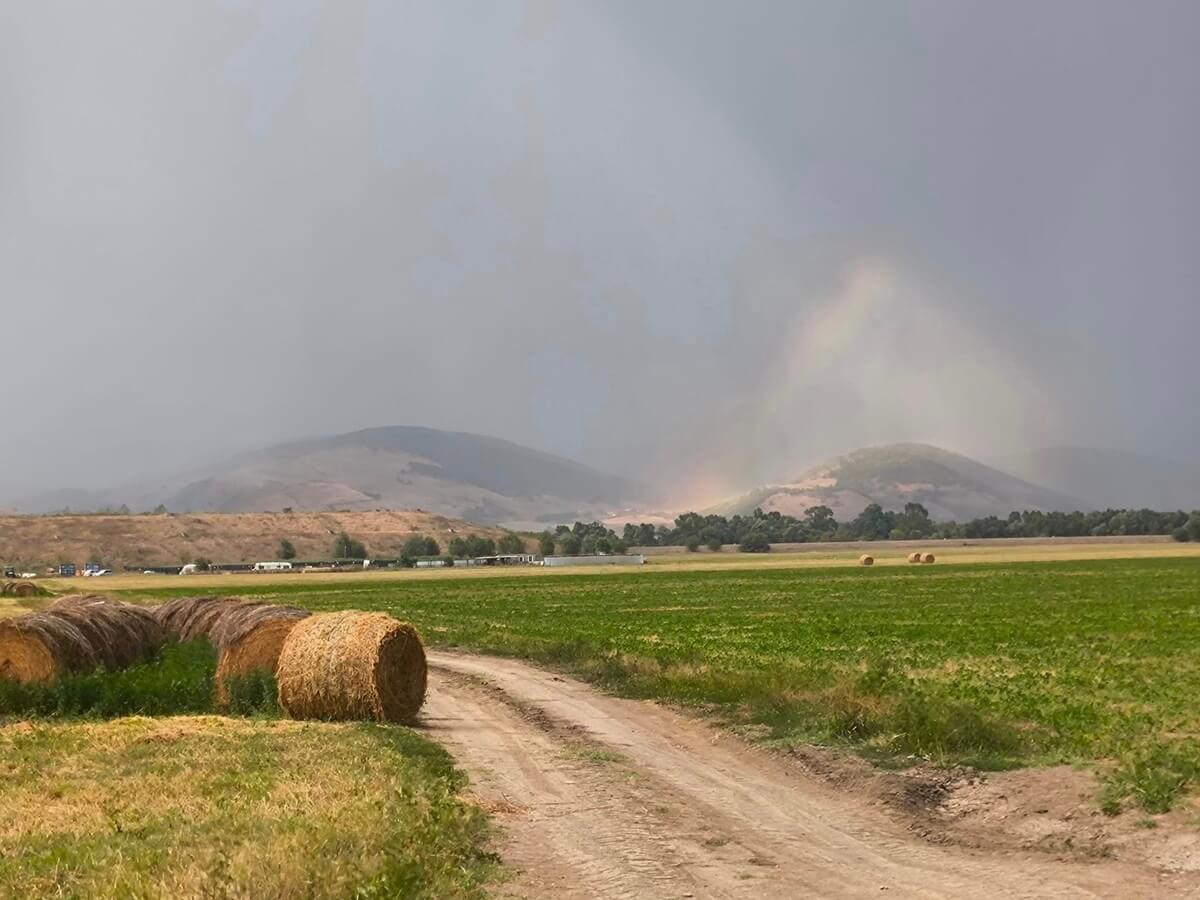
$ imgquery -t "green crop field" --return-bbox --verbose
[121,556,1200,815]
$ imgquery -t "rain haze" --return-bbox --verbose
[2,0,1198,507]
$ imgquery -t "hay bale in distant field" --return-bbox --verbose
[0,595,162,684]
[921,553,936,564]
[859,554,874,566]
[2,581,39,598]
[907,552,922,564]
[276,611,427,723]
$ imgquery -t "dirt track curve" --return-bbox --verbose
[423,651,1198,899]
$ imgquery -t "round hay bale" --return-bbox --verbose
[151,596,238,643]
[5,581,39,598]
[0,614,98,683]
[276,611,427,723]
[45,595,164,672]
[921,553,936,564]
[212,605,310,703]
[907,552,922,564]
[859,554,874,566]
[0,595,160,683]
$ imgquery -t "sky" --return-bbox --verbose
[2,0,1197,503]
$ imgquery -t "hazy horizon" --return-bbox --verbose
[3,1,1198,504]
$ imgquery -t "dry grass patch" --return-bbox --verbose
[0,716,494,898]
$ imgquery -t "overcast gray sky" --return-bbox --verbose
[2,0,1197,502]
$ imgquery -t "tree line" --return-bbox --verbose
[621,504,1200,551]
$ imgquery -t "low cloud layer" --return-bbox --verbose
[2,1,1197,503]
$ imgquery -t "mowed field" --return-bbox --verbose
[105,551,1200,814]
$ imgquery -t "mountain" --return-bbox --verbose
[1005,447,1200,512]
[153,426,643,526]
[711,443,1084,522]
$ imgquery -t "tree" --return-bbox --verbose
[497,532,526,554]
[194,556,212,571]
[893,502,933,539]
[463,535,492,556]
[706,538,723,552]
[448,537,469,558]
[559,533,582,556]
[402,536,439,558]
[685,536,701,552]
[803,505,837,537]
[152,504,168,515]
[1188,512,1200,543]
[277,539,297,560]
[739,532,770,553]
[849,504,893,541]
[538,531,556,556]
[332,531,367,559]
[1172,526,1190,542]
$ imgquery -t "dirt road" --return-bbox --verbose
[423,652,1197,899]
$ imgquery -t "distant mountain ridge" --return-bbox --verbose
[711,443,1085,522]
[155,426,643,526]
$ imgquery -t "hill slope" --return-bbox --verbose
[712,443,1084,521]
[0,510,508,569]
[155,426,642,526]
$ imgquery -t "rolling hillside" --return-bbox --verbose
[0,509,508,569]
[151,426,643,526]
[712,443,1084,522]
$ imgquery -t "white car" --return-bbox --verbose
[83,568,111,576]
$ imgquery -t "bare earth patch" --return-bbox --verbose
[424,651,1200,898]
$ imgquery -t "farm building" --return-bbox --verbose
[456,554,538,567]
[542,554,646,568]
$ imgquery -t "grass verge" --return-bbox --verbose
[0,716,496,898]
[0,640,276,720]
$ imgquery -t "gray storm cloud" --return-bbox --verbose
[1,0,1197,502]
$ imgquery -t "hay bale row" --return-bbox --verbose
[151,596,310,699]
[276,611,427,724]
[2,594,428,725]
[0,595,163,684]
[1,580,40,598]
[907,552,922,564]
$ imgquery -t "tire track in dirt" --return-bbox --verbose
[422,652,1197,899]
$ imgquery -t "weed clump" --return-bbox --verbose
[0,640,278,720]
